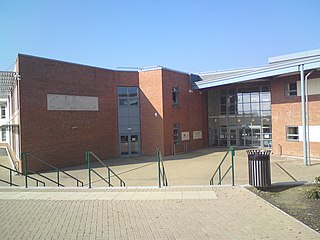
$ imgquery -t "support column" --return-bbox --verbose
[300,65,307,166]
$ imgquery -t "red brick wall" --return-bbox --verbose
[139,69,164,155]
[18,54,139,171]
[162,69,208,156]
[271,72,320,158]
[17,55,209,171]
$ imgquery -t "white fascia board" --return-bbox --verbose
[193,65,298,89]
[194,59,320,90]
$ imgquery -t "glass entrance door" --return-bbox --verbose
[228,128,237,146]
[240,127,252,146]
[120,134,140,156]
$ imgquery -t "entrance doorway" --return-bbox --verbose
[117,87,141,157]
[120,134,140,156]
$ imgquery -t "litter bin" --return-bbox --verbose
[247,150,271,188]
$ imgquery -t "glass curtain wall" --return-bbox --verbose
[208,84,272,148]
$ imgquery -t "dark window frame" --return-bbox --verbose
[173,123,180,144]
[172,87,180,107]
[286,126,299,141]
[286,82,298,96]
[1,106,5,119]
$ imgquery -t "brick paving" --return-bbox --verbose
[0,186,319,240]
[1,148,320,239]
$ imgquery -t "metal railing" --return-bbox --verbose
[21,152,84,188]
[0,164,45,187]
[157,149,168,188]
[86,151,125,188]
[209,147,235,186]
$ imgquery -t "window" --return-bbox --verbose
[1,106,5,119]
[286,82,297,96]
[173,123,180,144]
[172,87,179,107]
[1,128,6,142]
[286,126,299,141]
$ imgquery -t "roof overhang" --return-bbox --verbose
[0,71,20,98]
[193,56,320,90]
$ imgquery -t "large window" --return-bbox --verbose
[286,82,297,96]
[1,106,5,119]
[118,87,139,107]
[286,126,299,141]
[220,86,271,117]
[172,87,179,107]
[173,123,180,144]
[208,84,272,148]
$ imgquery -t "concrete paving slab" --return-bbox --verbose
[0,186,319,239]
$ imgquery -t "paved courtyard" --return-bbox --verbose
[0,186,319,240]
[1,148,320,239]
[1,148,320,188]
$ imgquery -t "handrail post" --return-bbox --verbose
[157,150,161,188]
[218,167,221,185]
[57,169,60,187]
[86,151,91,189]
[22,153,28,188]
[9,168,13,186]
[231,147,235,186]
[108,168,111,187]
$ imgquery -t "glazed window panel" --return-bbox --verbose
[1,106,5,119]
[172,87,179,107]
[243,93,250,103]
[243,103,250,114]
[1,128,6,141]
[220,96,227,104]
[260,92,271,102]
[128,88,138,97]
[117,88,127,97]
[261,102,271,111]
[286,126,299,141]
[237,93,243,103]
[173,123,180,144]
[286,82,297,96]
[250,92,260,102]
[220,105,227,115]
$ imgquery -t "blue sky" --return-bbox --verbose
[1,0,320,73]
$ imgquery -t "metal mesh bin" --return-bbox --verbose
[247,150,271,188]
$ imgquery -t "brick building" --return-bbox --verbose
[0,49,319,171]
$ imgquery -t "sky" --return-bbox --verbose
[0,0,320,73]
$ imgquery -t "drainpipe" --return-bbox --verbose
[300,65,307,166]
[305,70,315,165]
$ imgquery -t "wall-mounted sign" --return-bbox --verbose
[181,131,190,141]
[193,130,202,140]
[47,94,98,111]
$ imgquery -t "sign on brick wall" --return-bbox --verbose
[47,94,98,111]
[181,132,190,141]
[193,130,202,140]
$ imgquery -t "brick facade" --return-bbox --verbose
[271,72,320,158]
[17,55,207,171]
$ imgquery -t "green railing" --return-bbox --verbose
[209,147,235,186]
[157,149,168,188]
[0,163,45,187]
[21,152,84,188]
[86,151,125,188]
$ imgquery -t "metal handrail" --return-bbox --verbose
[157,149,168,188]
[0,178,18,186]
[86,151,125,188]
[209,147,235,186]
[0,164,45,187]
[21,152,84,188]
